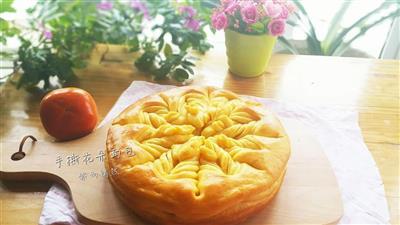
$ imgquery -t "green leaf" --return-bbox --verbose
[327,1,396,55]
[128,37,139,52]
[154,62,173,80]
[158,38,165,51]
[0,0,16,13]
[172,68,189,82]
[321,1,352,54]
[0,18,8,30]
[182,60,195,67]
[286,19,297,27]
[332,8,400,56]
[135,50,157,73]
[164,43,173,57]
[306,37,322,55]
[250,21,265,33]
[278,37,299,55]
[291,1,321,54]
[182,64,194,75]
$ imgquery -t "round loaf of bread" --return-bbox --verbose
[105,86,290,225]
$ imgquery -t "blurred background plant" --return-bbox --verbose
[1,0,146,91]
[1,0,399,92]
[134,1,212,82]
[0,0,19,85]
[0,0,19,50]
[0,0,214,92]
[278,0,400,56]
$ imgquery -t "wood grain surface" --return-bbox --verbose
[0,118,343,225]
[1,43,399,224]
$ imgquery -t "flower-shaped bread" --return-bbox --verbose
[106,86,290,225]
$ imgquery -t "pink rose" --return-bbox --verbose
[179,6,197,18]
[286,1,296,13]
[96,1,113,11]
[279,6,289,19]
[264,1,282,18]
[220,0,233,5]
[240,2,258,24]
[39,22,52,40]
[211,11,228,30]
[268,19,285,36]
[185,18,200,32]
[224,1,239,15]
[131,0,150,20]
[43,30,53,40]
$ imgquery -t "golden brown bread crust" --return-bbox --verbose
[105,86,290,225]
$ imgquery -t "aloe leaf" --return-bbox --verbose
[289,13,313,37]
[322,1,352,54]
[291,1,319,40]
[291,0,308,18]
[305,37,322,55]
[291,1,321,54]
[286,18,297,27]
[286,20,320,54]
[328,1,396,55]
[288,13,315,37]
[332,8,400,56]
[287,16,320,52]
[379,18,398,58]
[278,36,299,54]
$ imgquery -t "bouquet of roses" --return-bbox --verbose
[211,0,295,36]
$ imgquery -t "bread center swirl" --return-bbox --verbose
[110,87,284,195]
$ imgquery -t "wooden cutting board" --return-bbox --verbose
[0,118,343,225]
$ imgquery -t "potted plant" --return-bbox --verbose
[0,0,214,93]
[278,1,399,57]
[211,0,295,77]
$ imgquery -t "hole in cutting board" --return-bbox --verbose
[11,135,37,161]
[11,151,26,161]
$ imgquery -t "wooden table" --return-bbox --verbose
[1,44,399,224]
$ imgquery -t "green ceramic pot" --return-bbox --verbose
[225,29,277,77]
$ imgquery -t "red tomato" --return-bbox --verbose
[40,87,98,141]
